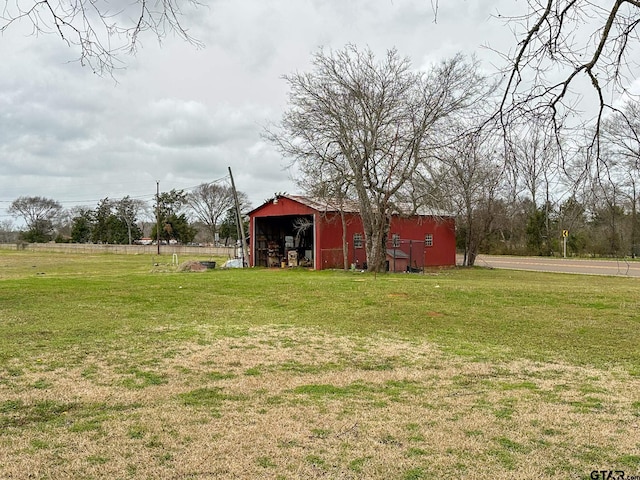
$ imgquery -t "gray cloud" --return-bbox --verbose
[0,0,540,221]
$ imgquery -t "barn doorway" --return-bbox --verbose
[253,215,315,268]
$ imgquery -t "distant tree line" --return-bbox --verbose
[4,183,251,246]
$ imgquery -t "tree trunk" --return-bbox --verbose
[210,225,217,245]
[467,234,479,266]
[467,249,477,267]
[631,186,638,257]
[364,215,390,272]
[340,210,348,270]
[464,211,474,266]
[127,223,132,245]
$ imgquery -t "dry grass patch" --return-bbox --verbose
[1,325,639,479]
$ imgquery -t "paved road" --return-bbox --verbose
[458,254,640,278]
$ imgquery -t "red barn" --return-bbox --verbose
[248,195,456,271]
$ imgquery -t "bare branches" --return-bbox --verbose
[498,1,640,127]
[600,99,640,186]
[0,0,203,75]
[492,0,640,198]
[187,183,248,244]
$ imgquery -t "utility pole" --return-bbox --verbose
[156,181,160,255]
[228,167,247,267]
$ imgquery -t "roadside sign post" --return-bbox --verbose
[562,230,569,258]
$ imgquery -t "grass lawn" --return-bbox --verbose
[0,250,638,479]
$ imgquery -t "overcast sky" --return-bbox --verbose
[0,0,546,225]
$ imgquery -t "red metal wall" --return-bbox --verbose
[250,197,318,218]
[318,213,456,269]
[388,216,457,266]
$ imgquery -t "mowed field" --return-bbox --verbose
[0,251,639,480]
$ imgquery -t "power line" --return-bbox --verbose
[0,175,231,208]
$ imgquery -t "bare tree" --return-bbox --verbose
[601,99,640,255]
[496,0,640,159]
[506,119,560,210]
[503,117,564,252]
[601,99,640,179]
[0,0,203,75]
[296,156,356,270]
[268,46,489,272]
[427,128,504,266]
[8,195,62,242]
[0,219,17,243]
[187,183,248,245]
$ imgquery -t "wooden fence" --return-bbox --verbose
[0,242,236,257]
